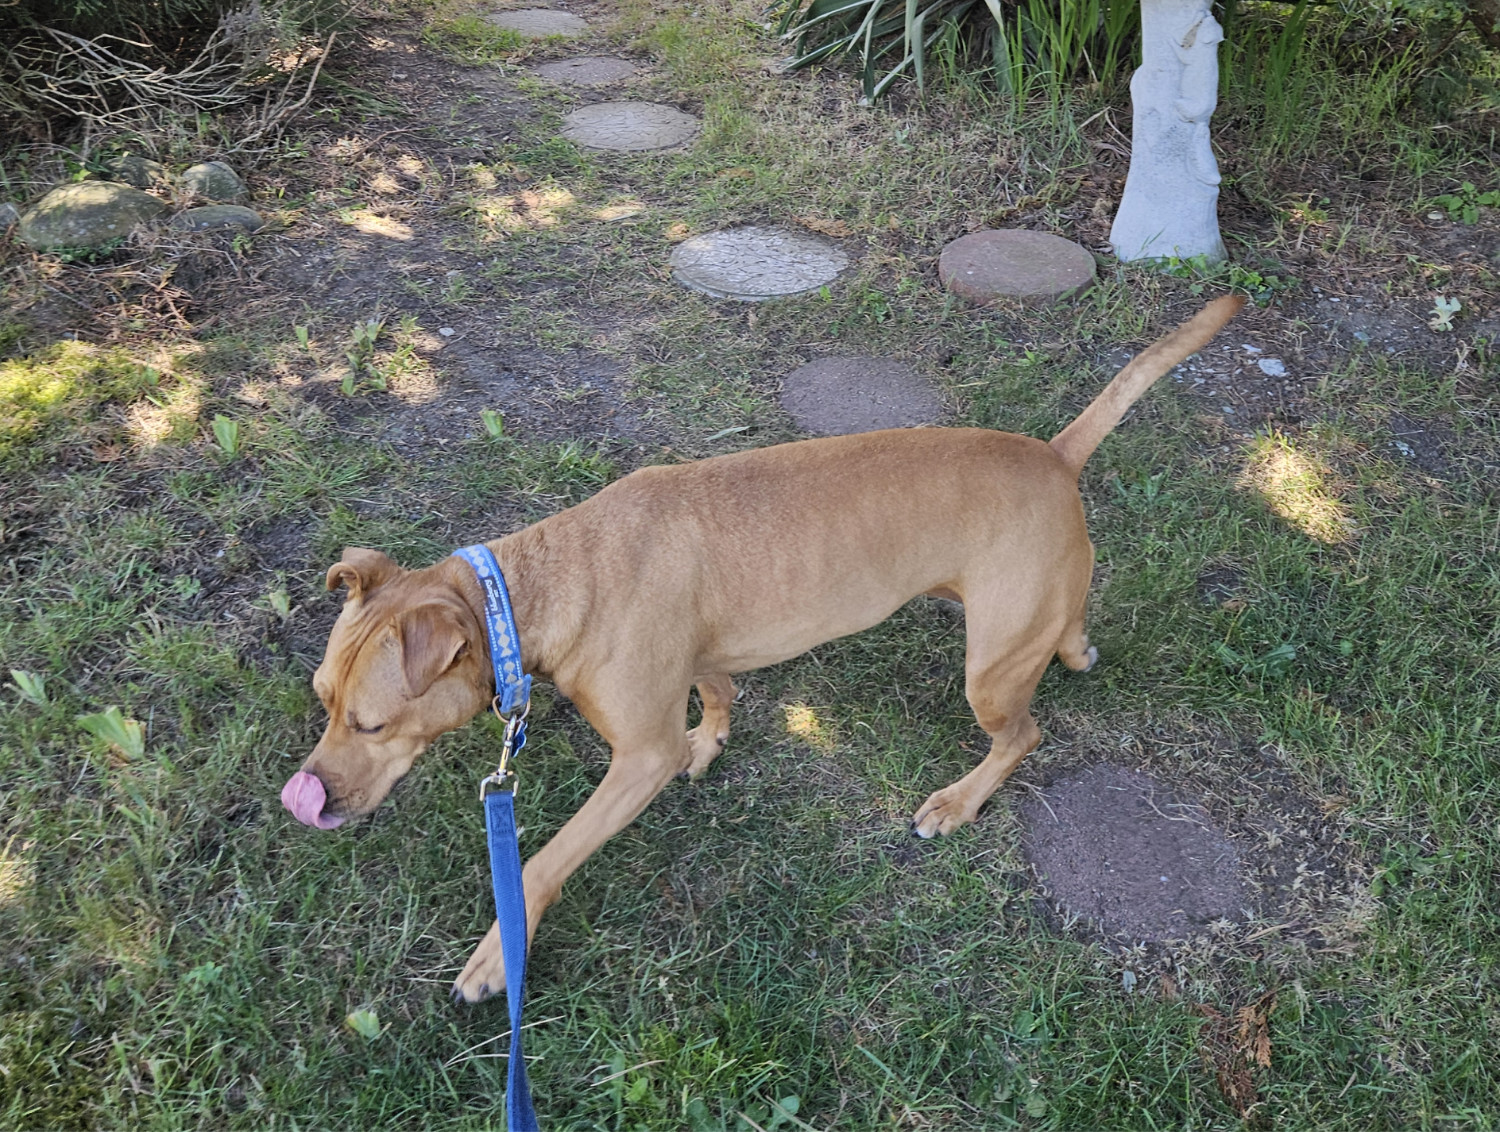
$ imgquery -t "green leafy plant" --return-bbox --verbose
[770,0,1138,102]
[8,669,46,705]
[211,413,242,457]
[343,317,386,394]
[480,408,506,439]
[294,324,311,351]
[1431,182,1500,224]
[76,705,146,759]
[1158,254,1298,304]
[1215,641,1299,680]
[1428,295,1461,331]
[344,1008,382,1039]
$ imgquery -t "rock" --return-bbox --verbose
[0,202,20,231]
[178,161,247,202]
[104,153,169,189]
[169,205,265,234]
[18,182,168,252]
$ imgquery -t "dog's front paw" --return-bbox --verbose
[453,920,506,1004]
[911,786,979,839]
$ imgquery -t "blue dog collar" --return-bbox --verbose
[452,544,532,715]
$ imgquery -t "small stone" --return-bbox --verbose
[670,226,847,301]
[535,56,637,85]
[938,229,1096,304]
[1256,357,1287,377]
[439,327,455,336]
[169,204,265,234]
[0,202,20,231]
[178,161,247,202]
[562,101,699,152]
[484,8,587,37]
[18,182,168,251]
[103,153,169,189]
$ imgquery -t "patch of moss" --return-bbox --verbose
[0,341,162,467]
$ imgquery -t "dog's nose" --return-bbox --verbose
[281,770,346,829]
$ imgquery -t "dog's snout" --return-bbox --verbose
[281,769,346,830]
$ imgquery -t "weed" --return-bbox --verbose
[8,669,46,705]
[1157,253,1298,304]
[343,317,386,394]
[210,413,242,457]
[480,408,506,438]
[75,705,146,759]
[1430,181,1500,224]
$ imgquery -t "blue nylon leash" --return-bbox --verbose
[453,544,540,1131]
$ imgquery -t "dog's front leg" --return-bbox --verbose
[453,736,690,1004]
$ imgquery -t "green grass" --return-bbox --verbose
[3,0,1499,1128]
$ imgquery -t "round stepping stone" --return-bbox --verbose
[938,229,1096,304]
[536,56,637,85]
[561,101,699,151]
[485,8,587,37]
[1020,765,1248,942]
[670,226,848,302]
[780,357,942,436]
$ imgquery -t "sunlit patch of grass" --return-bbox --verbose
[0,837,34,908]
[1239,431,1356,544]
[124,373,205,448]
[467,186,578,239]
[340,208,415,240]
[782,701,837,752]
[0,341,165,467]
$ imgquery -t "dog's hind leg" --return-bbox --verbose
[911,618,1053,839]
[684,673,737,780]
[1054,583,1098,673]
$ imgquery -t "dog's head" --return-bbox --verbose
[282,548,490,829]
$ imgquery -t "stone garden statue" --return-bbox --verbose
[1110,0,1228,263]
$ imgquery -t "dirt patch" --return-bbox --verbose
[1014,736,1370,961]
[1020,764,1249,941]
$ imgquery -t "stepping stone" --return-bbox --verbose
[938,229,1096,304]
[670,226,848,301]
[561,101,699,151]
[780,357,942,436]
[536,56,637,85]
[1019,765,1248,942]
[485,8,587,37]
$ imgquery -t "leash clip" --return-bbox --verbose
[479,696,530,800]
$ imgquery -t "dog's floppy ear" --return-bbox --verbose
[325,547,400,602]
[398,601,472,698]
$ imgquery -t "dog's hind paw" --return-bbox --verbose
[1082,645,1098,672]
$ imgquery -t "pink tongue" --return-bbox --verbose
[281,771,345,830]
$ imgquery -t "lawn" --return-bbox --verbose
[2,1,1498,1128]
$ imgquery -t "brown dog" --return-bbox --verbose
[283,295,1245,1003]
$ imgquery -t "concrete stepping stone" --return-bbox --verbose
[938,229,1096,304]
[780,357,943,436]
[485,8,587,37]
[561,101,699,151]
[536,56,637,85]
[670,226,848,301]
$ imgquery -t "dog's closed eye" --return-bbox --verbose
[350,719,385,735]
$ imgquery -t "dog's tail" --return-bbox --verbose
[1049,294,1247,475]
